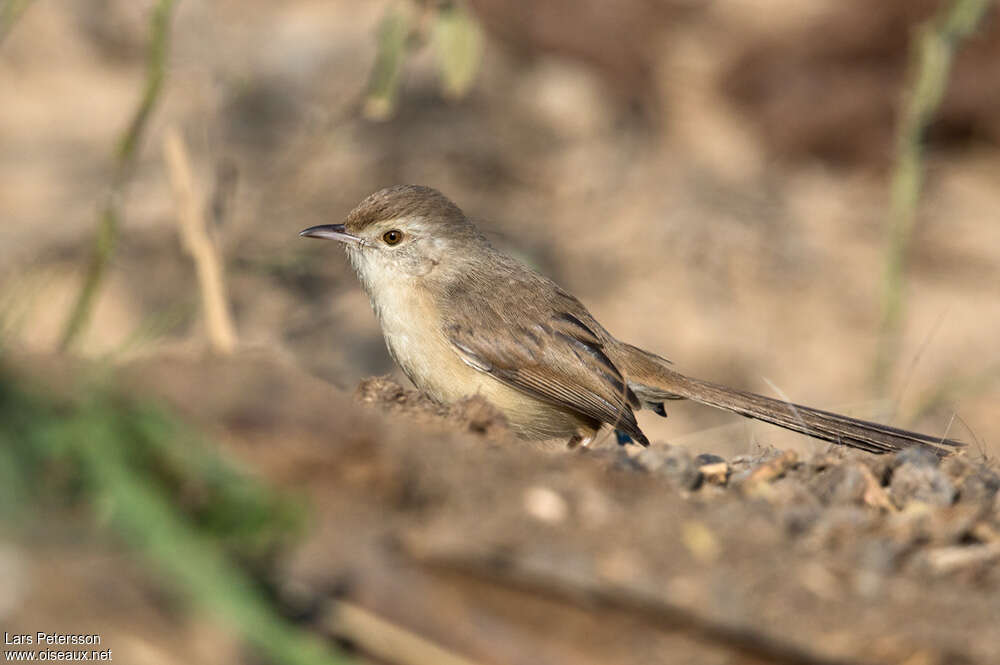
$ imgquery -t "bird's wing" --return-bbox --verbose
[445,309,648,445]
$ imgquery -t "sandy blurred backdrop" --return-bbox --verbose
[1,0,998,456]
[3,3,1000,665]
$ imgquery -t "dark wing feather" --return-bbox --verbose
[447,313,648,445]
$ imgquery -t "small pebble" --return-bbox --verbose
[918,543,1000,575]
[681,521,720,562]
[812,463,890,509]
[941,456,1000,504]
[890,463,956,508]
[523,486,569,524]
[698,462,729,486]
[894,446,941,469]
[635,446,701,490]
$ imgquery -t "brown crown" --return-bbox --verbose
[345,185,467,232]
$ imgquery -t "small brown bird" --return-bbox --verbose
[301,185,962,455]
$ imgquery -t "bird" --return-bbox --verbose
[300,184,962,456]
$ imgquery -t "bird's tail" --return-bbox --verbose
[615,344,963,456]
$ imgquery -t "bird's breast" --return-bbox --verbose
[367,283,586,439]
[370,281,476,401]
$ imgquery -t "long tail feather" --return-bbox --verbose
[616,344,963,455]
[660,374,961,455]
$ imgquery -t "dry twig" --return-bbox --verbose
[162,125,238,354]
[322,600,484,665]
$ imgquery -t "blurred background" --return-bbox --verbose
[1,1,999,663]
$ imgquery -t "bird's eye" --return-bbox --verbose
[382,229,403,245]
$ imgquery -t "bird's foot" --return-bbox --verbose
[614,429,634,446]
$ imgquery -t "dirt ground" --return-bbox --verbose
[7,355,1000,664]
[2,1,999,664]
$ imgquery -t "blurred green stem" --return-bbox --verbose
[86,431,348,665]
[0,364,352,665]
[59,0,177,351]
[363,2,412,120]
[363,1,483,120]
[873,0,992,392]
[432,1,483,99]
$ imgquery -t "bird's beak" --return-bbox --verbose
[298,224,362,245]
